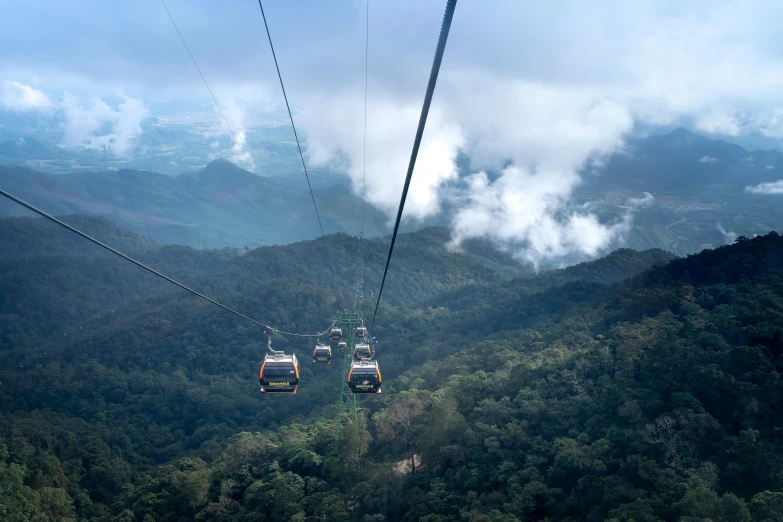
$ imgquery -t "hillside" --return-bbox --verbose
[6,215,781,520]
[422,247,675,310]
[0,216,528,344]
[0,160,391,248]
[575,128,783,256]
[3,129,783,259]
[593,127,781,195]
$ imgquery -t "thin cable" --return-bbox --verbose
[0,188,327,338]
[256,0,348,311]
[356,0,370,314]
[160,0,254,169]
[272,320,336,339]
[370,0,457,333]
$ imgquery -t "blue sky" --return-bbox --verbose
[4,0,783,263]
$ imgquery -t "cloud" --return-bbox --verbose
[745,180,783,195]
[449,166,633,267]
[1,79,149,158]
[766,165,774,169]
[60,93,148,157]
[175,82,277,172]
[693,109,743,136]
[717,222,737,243]
[216,98,255,172]
[300,91,464,219]
[301,73,634,262]
[629,192,654,207]
[9,1,783,263]
[1,80,50,111]
[293,0,783,263]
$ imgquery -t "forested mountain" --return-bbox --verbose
[0,216,524,343]
[0,160,391,248]
[2,213,782,521]
[566,128,783,258]
[4,128,783,258]
[594,128,782,195]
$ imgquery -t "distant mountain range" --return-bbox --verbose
[570,128,783,255]
[0,159,390,248]
[592,127,783,196]
[1,128,783,254]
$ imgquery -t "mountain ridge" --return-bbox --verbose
[2,216,782,520]
[3,128,783,258]
[0,160,391,248]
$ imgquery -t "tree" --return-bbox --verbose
[0,462,38,520]
[374,391,432,473]
[750,491,783,522]
[34,487,77,522]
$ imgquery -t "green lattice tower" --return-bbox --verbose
[335,311,362,441]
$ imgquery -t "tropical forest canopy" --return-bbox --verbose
[1,212,783,521]
[6,0,783,519]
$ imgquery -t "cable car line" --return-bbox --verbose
[159,0,254,169]
[256,0,348,312]
[369,0,457,333]
[356,0,370,314]
[0,188,328,339]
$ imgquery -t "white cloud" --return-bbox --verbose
[301,73,634,262]
[10,1,783,263]
[300,91,464,219]
[296,1,783,265]
[449,167,632,267]
[766,165,774,169]
[717,222,737,244]
[745,180,783,194]
[629,192,654,207]
[693,109,744,136]
[1,79,148,157]
[218,98,255,172]
[60,93,148,157]
[1,80,50,111]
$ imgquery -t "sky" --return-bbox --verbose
[4,0,783,264]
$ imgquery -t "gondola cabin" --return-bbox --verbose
[353,342,372,360]
[337,340,347,352]
[355,326,368,339]
[259,352,300,394]
[347,360,382,394]
[312,343,332,364]
[330,327,343,341]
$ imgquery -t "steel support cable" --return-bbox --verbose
[369,0,457,333]
[356,0,370,314]
[256,0,348,312]
[159,0,254,169]
[0,188,328,338]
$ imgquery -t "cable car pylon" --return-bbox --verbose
[334,311,362,441]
